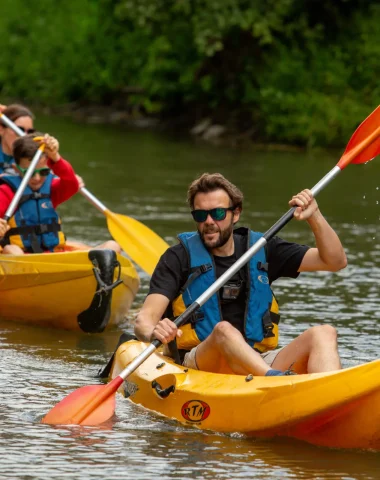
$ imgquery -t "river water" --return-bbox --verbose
[1,113,379,479]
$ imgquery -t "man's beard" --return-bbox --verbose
[198,217,235,250]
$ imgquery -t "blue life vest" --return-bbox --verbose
[0,174,65,252]
[0,144,14,173]
[173,229,280,352]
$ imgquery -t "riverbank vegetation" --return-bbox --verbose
[0,0,378,146]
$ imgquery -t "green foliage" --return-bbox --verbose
[0,0,378,146]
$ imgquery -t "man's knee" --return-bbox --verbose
[2,245,23,255]
[309,324,338,344]
[99,241,121,253]
[212,321,240,344]
[109,241,122,253]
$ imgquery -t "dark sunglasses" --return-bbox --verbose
[15,126,36,134]
[191,206,236,223]
[16,165,51,177]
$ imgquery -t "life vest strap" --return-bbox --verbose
[167,339,182,365]
[262,308,280,338]
[175,263,211,327]
[180,263,212,294]
[6,222,61,237]
[0,222,62,251]
[18,192,50,207]
[0,161,12,169]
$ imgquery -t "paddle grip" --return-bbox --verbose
[174,302,200,329]
[263,207,296,241]
[151,338,162,348]
[150,303,200,349]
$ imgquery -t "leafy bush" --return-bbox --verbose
[0,0,378,146]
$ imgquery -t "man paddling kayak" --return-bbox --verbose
[135,172,347,376]
[0,133,121,254]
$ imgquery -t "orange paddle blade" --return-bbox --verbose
[42,376,123,426]
[338,105,380,169]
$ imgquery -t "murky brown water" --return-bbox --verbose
[1,114,379,478]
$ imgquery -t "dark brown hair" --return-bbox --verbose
[12,133,43,165]
[187,173,244,210]
[1,104,34,124]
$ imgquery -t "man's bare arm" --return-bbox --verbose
[299,211,347,272]
[135,293,182,344]
[290,189,347,273]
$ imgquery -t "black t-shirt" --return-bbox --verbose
[148,230,309,333]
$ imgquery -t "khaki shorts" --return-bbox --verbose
[183,346,284,370]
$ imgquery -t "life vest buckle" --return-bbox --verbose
[37,224,49,234]
[262,309,275,338]
[187,310,204,327]
[263,324,275,338]
[257,261,269,272]
[199,264,212,273]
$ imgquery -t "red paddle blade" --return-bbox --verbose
[338,105,380,169]
[42,376,123,426]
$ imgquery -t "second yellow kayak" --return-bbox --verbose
[0,249,139,332]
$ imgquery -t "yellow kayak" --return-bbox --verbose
[110,340,380,450]
[0,249,139,332]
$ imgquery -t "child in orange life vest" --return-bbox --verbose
[0,134,121,254]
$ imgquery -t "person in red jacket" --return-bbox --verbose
[0,133,121,255]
